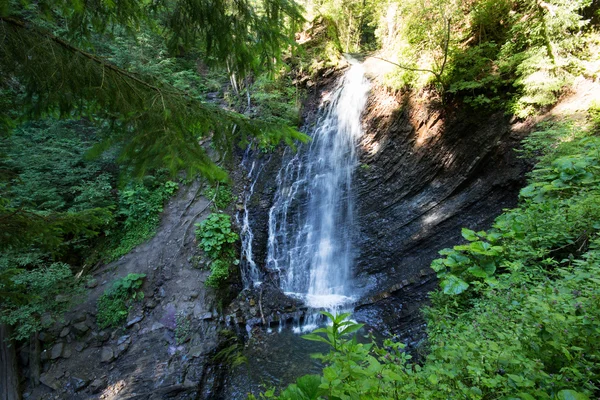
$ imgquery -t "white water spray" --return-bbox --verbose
[266,57,370,322]
[237,150,269,288]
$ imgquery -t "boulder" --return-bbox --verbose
[72,322,89,335]
[100,347,114,363]
[50,342,64,360]
[40,370,63,390]
[89,378,106,394]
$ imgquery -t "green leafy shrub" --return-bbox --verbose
[96,273,146,329]
[0,262,83,340]
[101,179,179,261]
[195,213,238,260]
[195,213,239,287]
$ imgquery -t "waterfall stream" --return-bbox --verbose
[237,150,269,288]
[266,57,370,326]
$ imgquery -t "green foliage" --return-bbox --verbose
[195,213,239,287]
[214,329,248,368]
[291,17,344,80]
[205,259,236,288]
[0,262,83,340]
[303,0,378,52]
[195,213,238,260]
[96,273,146,329]
[303,311,364,351]
[1,0,308,181]
[247,74,302,127]
[373,0,597,114]
[204,184,234,210]
[99,178,179,261]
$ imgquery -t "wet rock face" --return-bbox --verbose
[352,87,529,334]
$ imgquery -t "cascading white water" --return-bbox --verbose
[266,57,370,322]
[237,150,269,288]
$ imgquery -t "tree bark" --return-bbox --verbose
[29,333,40,387]
[0,324,21,400]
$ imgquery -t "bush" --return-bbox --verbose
[195,213,239,287]
[195,213,238,260]
[96,273,146,329]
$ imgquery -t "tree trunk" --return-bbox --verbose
[0,324,21,400]
[29,333,40,387]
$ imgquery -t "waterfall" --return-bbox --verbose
[266,57,370,324]
[237,150,269,288]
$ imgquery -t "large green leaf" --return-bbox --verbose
[556,390,590,400]
[440,275,469,295]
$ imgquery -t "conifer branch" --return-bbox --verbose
[1,17,176,97]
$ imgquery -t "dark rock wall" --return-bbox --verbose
[352,86,530,336]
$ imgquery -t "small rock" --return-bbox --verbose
[126,315,143,327]
[38,331,54,343]
[97,331,109,342]
[89,378,106,394]
[50,343,64,360]
[199,312,212,320]
[117,335,130,345]
[72,322,89,335]
[72,312,87,323]
[70,376,89,392]
[40,370,63,390]
[188,345,204,358]
[189,291,199,299]
[40,313,53,327]
[62,346,72,359]
[249,307,257,316]
[145,299,157,309]
[59,327,70,338]
[151,322,165,331]
[75,342,85,352]
[159,287,166,298]
[115,340,130,358]
[86,278,98,288]
[100,347,114,363]
[249,298,256,306]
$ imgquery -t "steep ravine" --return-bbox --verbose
[216,65,534,396]
[20,62,587,399]
[237,67,532,342]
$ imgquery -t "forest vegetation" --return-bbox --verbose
[1,0,600,398]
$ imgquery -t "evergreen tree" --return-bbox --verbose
[0,0,306,343]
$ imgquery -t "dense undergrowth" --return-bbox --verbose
[256,109,600,399]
